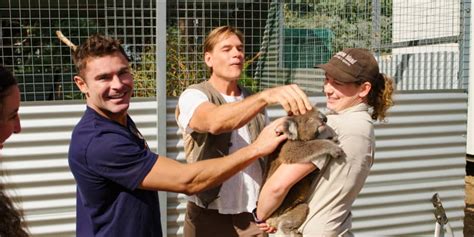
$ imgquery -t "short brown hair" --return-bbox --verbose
[72,34,129,75]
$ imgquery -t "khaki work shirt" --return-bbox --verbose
[299,103,374,236]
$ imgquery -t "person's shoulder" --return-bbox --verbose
[178,88,209,106]
[182,81,209,95]
[71,108,98,139]
[77,121,134,158]
[181,88,207,97]
[328,110,372,135]
[72,109,127,142]
[343,110,372,124]
[69,109,100,163]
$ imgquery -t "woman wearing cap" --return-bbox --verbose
[254,48,394,236]
[0,66,28,237]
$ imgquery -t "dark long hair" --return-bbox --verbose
[0,65,29,237]
[0,181,28,237]
[0,66,18,117]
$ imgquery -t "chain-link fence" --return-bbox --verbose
[0,0,467,100]
[166,1,271,95]
[0,0,156,101]
[254,0,464,94]
[381,0,463,90]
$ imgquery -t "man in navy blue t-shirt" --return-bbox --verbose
[67,34,289,236]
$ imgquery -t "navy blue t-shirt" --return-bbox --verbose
[68,107,162,237]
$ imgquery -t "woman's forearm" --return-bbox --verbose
[256,162,317,220]
[256,182,288,220]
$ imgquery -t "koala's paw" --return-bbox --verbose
[329,145,345,159]
[266,217,278,229]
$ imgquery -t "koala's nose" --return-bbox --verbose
[319,113,328,123]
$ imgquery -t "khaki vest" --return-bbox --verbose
[175,81,266,207]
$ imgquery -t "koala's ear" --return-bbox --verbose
[286,119,298,140]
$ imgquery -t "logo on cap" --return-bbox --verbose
[334,51,358,66]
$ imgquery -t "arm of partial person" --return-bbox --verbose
[189,84,313,134]
[139,117,288,194]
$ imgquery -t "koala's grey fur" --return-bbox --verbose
[261,107,344,236]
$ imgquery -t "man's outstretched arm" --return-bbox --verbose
[140,117,289,194]
[188,85,313,134]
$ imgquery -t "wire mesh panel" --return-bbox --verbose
[166,0,272,95]
[383,0,462,90]
[253,0,463,93]
[0,0,466,99]
[256,0,389,93]
[0,0,156,101]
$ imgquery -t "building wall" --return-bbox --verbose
[392,0,460,44]
[2,91,466,236]
[167,92,468,236]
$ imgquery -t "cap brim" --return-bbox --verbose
[315,63,359,83]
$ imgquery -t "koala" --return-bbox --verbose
[261,107,344,237]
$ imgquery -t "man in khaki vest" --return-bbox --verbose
[176,26,312,237]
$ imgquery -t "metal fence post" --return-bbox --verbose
[156,0,168,235]
[465,0,474,236]
[372,0,381,55]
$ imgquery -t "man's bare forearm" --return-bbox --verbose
[140,118,288,194]
[140,144,261,194]
[182,144,262,194]
[204,92,268,134]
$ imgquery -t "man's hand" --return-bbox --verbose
[259,84,312,116]
[256,222,277,234]
[250,117,288,157]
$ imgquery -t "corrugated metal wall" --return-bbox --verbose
[353,91,467,235]
[1,92,467,236]
[166,92,468,236]
[1,99,158,237]
[377,51,461,91]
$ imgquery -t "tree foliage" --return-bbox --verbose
[166,26,206,97]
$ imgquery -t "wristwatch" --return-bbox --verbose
[251,208,265,224]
